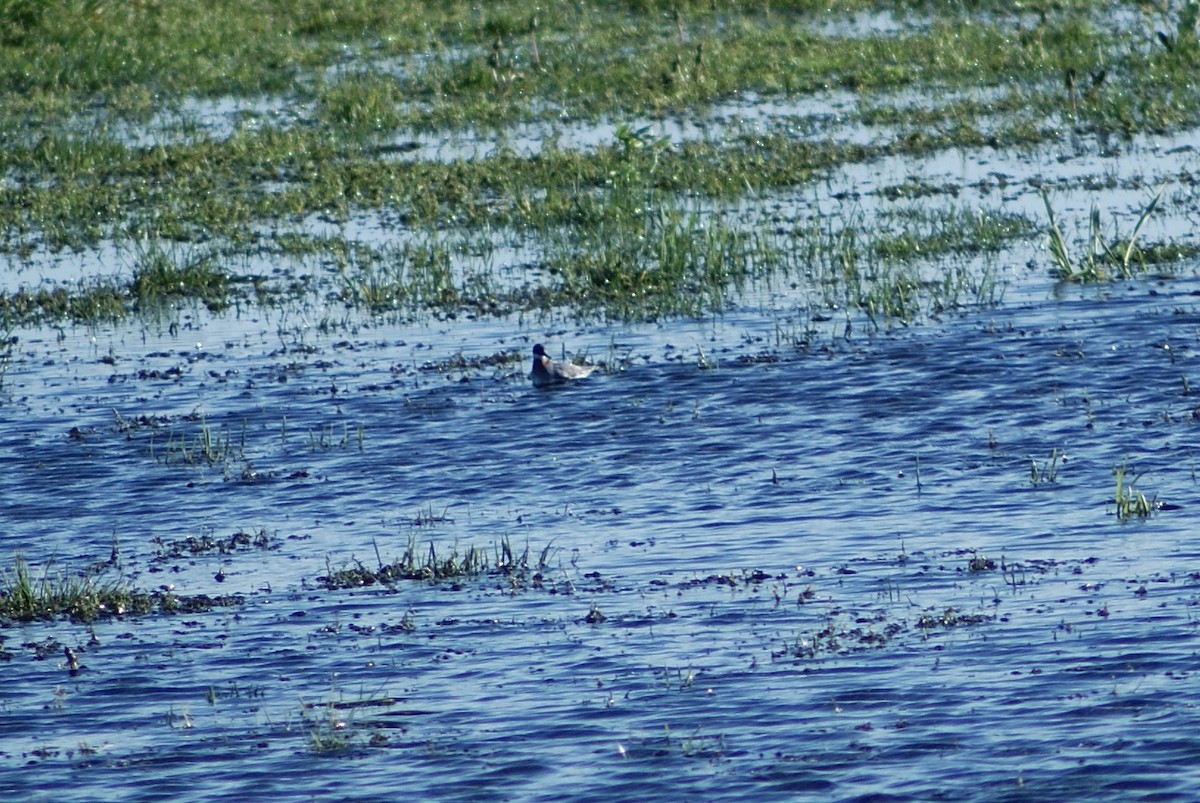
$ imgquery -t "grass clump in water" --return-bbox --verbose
[1112,458,1159,520]
[1042,182,1171,283]
[0,280,127,327]
[152,414,246,471]
[301,689,400,754]
[129,241,231,311]
[0,553,153,622]
[316,70,405,134]
[542,207,773,320]
[319,535,556,589]
[0,553,243,622]
[871,206,1035,262]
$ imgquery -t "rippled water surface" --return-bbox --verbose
[3,259,1200,800]
[6,14,1200,794]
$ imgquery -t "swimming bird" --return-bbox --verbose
[531,343,597,388]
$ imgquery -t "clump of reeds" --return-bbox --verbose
[318,535,556,589]
[1112,458,1159,520]
[0,553,153,622]
[0,553,243,622]
[1042,183,1168,283]
[154,414,245,467]
[1029,448,1060,486]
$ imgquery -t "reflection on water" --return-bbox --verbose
[2,269,1200,800]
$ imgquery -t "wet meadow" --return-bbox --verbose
[3,1,1200,799]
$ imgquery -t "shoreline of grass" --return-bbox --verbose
[2,1,1199,331]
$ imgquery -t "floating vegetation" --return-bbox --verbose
[967,553,997,572]
[915,607,992,630]
[151,528,275,564]
[791,599,993,661]
[678,569,775,590]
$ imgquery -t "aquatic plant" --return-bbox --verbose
[967,553,997,572]
[151,528,274,563]
[1112,458,1159,520]
[0,280,127,326]
[0,553,153,622]
[154,415,245,468]
[316,69,405,134]
[301,698,357,754]
[541,204,772,320]
[1029,448,1060,486]
[319,535,555,590]
[3,0,1194,329]
[915,607,991,630]
[872,206,1034,262]
[127,239,231,312]
[0,318,14,393]
[1042,183,1168,283]
[794,614,845,658]
[300,686,401,753]
[0,553,243,622]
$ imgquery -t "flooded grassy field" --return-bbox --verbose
[3,1,1200,800]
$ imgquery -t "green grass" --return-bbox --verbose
[319,535,557,589]
[0,553,149,621]
[1,1,1198,327]
[1112,458,1159,520]
[1042,182,1171,283]
[129,241,232,311]
[0,552,244,622]
[0,3,1193,135]
[0,280,127,326]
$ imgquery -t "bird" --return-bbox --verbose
[531,343,597,388]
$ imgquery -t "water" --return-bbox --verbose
[2,263,1200,800]
[4,32,1200,801]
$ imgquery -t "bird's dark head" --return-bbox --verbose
[532,344,546,358]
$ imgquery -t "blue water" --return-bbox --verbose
[2,271,1200,800]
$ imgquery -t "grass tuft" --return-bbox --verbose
[319,535,557,589]
[1112,458,1159,520]
[1042,182,1169,283]
[0,552,242,622]
[0,553,152,622]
